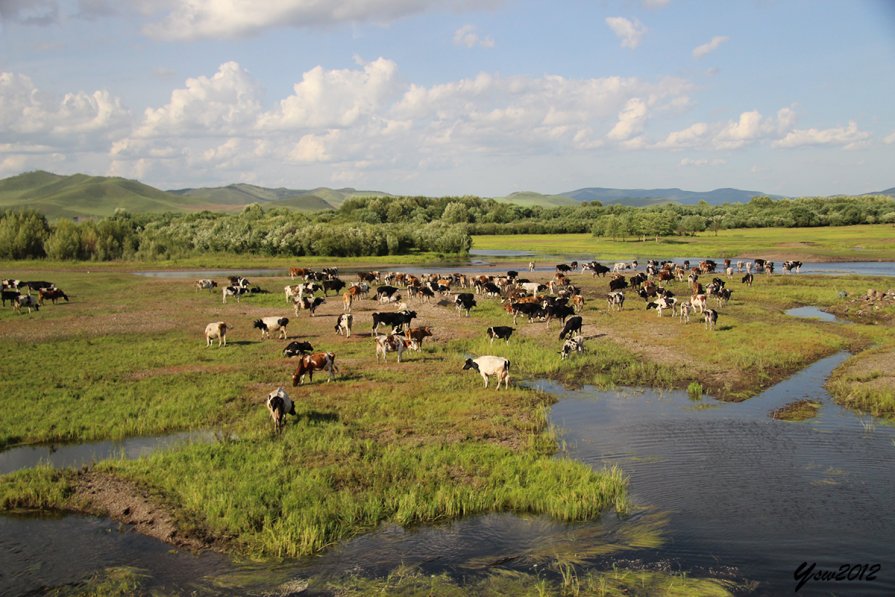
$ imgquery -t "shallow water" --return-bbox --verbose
[2,353,894,595]
[785,305,842,323]
[0,431,216,476]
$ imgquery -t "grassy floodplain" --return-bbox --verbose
[473,223,895,262]
[1,224,894,592]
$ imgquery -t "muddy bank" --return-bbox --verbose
[72,471,222,553]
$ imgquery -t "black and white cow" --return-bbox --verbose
[704,308,719,331]
[222,286,248,303]
[335,313,353,337]
[294,296,325,316]
[254,316,289,339]
[266,387,296,433]
[560,336,585,360]
[375,285,401,302]
[283,340,314,357]
[486,326,515,344]
[607,291,625,311]
[455,293,477,317]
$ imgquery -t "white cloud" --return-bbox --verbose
[882,130,895,145]
[607,98,647,141]
[773,121,871,150]
[134,61,262,138]
[142,0,494,40]
[656,122,710,149]
[606,16,647,49]
[692,35,729,59]
[453,24,495,48]
[680,158,726,167]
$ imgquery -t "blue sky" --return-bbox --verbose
[1,0,894,197]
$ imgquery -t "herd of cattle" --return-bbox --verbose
[192,260,802,433]
[1,279,69,313]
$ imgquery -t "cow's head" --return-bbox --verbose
[462,358,479,372]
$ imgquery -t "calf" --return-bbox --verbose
[283,340,314,357]
[741,273,754,287]
[342,291,353,312]
[291,352,336,385]
[254,316,289,340]
[678,301,693,324]
[690,294,707,314]
[560,336,585,360]
[607,291,625,311]
[266,387,296,433]
[462,356,510,390]
[13,295,40,313]
[196,279,218,291]
[715,288,733,307]
[558,316,583,340]
[335,313,353,337]
[486,326,515,344]
[455,293,477,317]
[375,334,418,362]
[704,309,719,331]
[205,321,229,347]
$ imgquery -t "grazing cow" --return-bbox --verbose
[586,263,611,277]
[38,288,69,305]
[266,387,296,433]
[715,288,734,307]
[222,286,248,303]
[2,289,21,307]
[558,316,583,340]
[196,279,218,291]
[510,301,545,325]
[205,322,229,347]
[335,313,353,337]
[544,304,575,328]
[741,273,754,287]
[289,267,311,280]
[556,263,573,273]
[13,295,40,313]
[647,296,677,317]
[291,352,336,385]
[283,340,314,357]
[228,276,251,289]
[375,334,418,362]
[376,285,401,303]
[405,326,433,348]
[609,276,628,292]
[560,336,585,360]
[294,296,325,316]
[462,356,510,390]
[519,282,547,295]
[482,282,502,297]
[254,316,289,340]
[607,291,625,311]
[704,309,719,331]
[372,310,417,334]
[322,278,346,296]
[455,293,477,317]
[486,326,515,344]
[342,291,354,313]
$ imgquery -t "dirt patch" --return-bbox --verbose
[72,470,220,552]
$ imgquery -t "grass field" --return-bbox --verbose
[1,250,894,590]
[473,224,895,262]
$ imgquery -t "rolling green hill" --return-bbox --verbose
[492,191,579,208]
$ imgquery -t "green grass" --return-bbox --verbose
[770,400,822,421]
[473,224,895,261]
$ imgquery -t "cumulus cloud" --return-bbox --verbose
[656,122,710,149]
[773,121,871,149]
[606,16,646,49]
[141,0,492,40]
[692,35,729,59]
[134,61,262,137]
[453,24,495,48]
[607,98,648,142]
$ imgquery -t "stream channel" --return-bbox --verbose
[3,344,894,595]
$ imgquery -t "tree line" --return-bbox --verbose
[1,194,892,260]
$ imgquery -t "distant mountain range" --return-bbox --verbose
[0,170,891,218]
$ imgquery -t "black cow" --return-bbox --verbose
[741,273,754,286]
[283,341,314,357]
[609,276,628,292]
[482,282,502,297]
[558,316,583,340]
[545,304,575,327]
[322,278,346,296]
[455,293,477,317]
[372,310,417,333]
[556,263,573,273]
[486,326,515,344]
[375,285,401,302]
[2,289,21,307]
[511,302,545,324]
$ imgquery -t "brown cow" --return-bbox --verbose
[404,326,433,349]
[38,287,69,304]
[289,267,312,279]
[291,352,336,385]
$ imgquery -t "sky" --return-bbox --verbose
[1,0,894,197]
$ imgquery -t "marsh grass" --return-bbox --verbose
[770,400,821,422]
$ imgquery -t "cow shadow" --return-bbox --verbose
[716,325,734,331]
[301,410,339,424]
[227,340,254,346]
